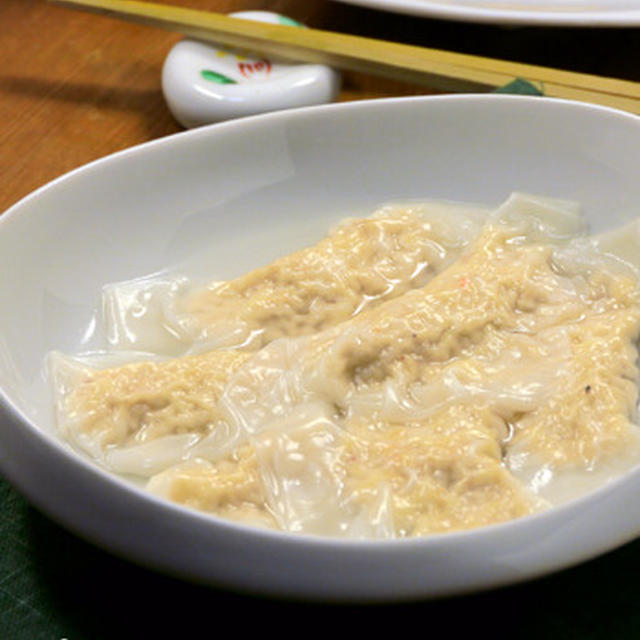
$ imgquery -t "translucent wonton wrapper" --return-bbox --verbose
[102,200,490,356]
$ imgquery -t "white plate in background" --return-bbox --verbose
[333,0,640,26]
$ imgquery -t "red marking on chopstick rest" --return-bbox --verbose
[238,58,272,78]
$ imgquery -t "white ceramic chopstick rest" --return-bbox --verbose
[161,11,341,128]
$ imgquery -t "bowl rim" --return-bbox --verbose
[2,92,640,601]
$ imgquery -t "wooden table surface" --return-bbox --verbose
[2,1,640,637]
[3,0,640,213]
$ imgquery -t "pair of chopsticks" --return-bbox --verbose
[50,0,640,114]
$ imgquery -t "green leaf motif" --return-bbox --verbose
[201,69,237,84]
[277,15,304,27]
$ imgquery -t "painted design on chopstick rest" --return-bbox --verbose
[200,57,273,83]
[201,69,237,84]
[277,15,304,27]
[198,13,303,85]
[215,48,252,61]
[238,58,272,79]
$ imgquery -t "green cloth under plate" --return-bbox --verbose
[1,473,640,638]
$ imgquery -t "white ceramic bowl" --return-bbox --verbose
[2,95,640,602]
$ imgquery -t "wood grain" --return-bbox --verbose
[2,0,640,213]
[0,0,429,211]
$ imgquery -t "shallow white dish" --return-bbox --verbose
[2,95,640,602]
[333,0,640,26]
